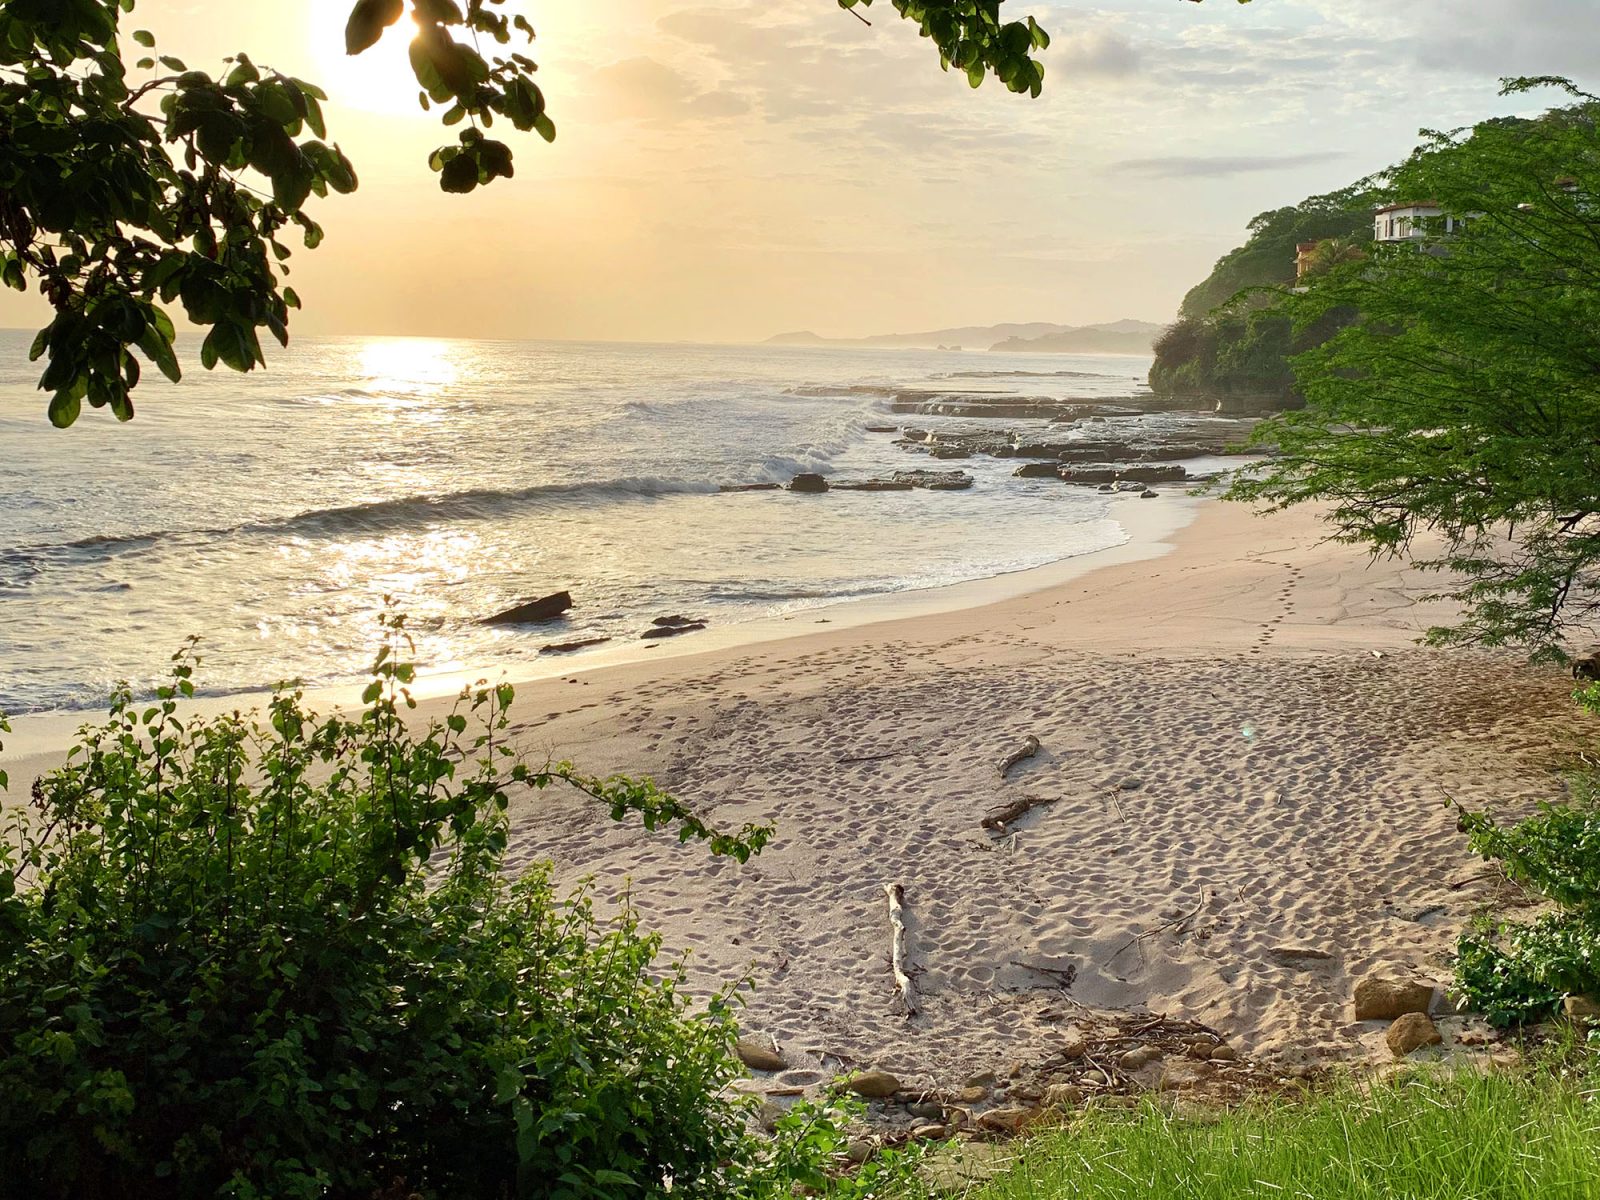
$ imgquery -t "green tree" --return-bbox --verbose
[1229,78,1600,657]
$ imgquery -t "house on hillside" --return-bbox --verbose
[1294,242,1321,281]
[1373,202,1471,243]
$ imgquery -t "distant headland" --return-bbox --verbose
[762,318,1162,355]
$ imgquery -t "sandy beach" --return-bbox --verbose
[468,496,1591,1091]
[4,496,1589,1092]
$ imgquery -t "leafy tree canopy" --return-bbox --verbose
[0,0,1247,427]
[1229,78,1600,658]
[1177,188,1376,321]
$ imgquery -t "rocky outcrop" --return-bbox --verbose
[1013,462,1062,479]
[892,469,974,490]
[833,480,916,492]
[788,473,829,493]
[483,590,573,625]
[1057,464,1188,486]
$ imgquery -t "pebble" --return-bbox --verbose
[907,1100,943,1120]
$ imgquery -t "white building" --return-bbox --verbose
[1373,202,1470,243]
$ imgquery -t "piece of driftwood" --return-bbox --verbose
[1104,888,1210,967]
[884,882,918,1016]
[998,734,1041,779]
[982,792,1059,833]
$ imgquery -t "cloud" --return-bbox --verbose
[1113,151,1352,179]
[585,56,749,124]
[1049,29,1142,79]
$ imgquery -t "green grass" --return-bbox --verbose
[945,1062,1600,1200]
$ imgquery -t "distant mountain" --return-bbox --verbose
[763,319,1161,354]
[764,322,1077,350]
[989,320,1163,355]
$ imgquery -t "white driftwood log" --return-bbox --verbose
[999,734,1041,779]
[884,882,918,1016]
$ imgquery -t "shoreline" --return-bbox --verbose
[1,490,1199,764]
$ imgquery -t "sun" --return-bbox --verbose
[309,5,425,118]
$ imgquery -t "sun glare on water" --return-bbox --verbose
[357,337,462,398]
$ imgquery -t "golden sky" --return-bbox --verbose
[0,1,1589,343]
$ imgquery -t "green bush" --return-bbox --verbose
[0,621,855,1199]
[1455,685,1600,1027]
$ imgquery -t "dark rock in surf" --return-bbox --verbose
[720,482,782,493]
[1013,463,1063,479]
[540,636,612,655]
[789,473,830,494]
[891,469,974,491]
[483,590,573,625]
[642,618,708,640]
[833,480,916,492]
[1057,464,1188,486]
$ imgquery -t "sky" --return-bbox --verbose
[3,0,1597,343]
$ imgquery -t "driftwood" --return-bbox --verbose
[1104,888,1210,967]
[884,882,918,1016]
[982,793,1059,833]
[998,735,1041,779]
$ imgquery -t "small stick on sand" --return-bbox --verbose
[1104,888,1210,967]
[982,792,1059,834]
[840,750,899,764]
[998,734,1042,779]
[884,882,918,1017]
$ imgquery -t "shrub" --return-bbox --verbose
[1454,683,1600,1028]
[0,620,825,1199]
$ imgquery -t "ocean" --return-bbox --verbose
[0,332,1161,714]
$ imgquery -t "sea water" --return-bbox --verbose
[0,333,1156,713]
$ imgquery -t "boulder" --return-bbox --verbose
[864,424,900,434]
[1042,1083,1083,1110]
[1158,1060,1215,1092]
[927,445,973,460]
[483,590,573,625]
[1354,977,1436,1021]
[844,1070,901,1099]
[1563,994,1600,1023]
[955,1084,989,1104]
[1386,1012,1443,1057]
[976,1107,1038,1135]
[539,636,612,655]
[789,473,829,493]
[735,1037,787,1072]
[906,1100,944,1120]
